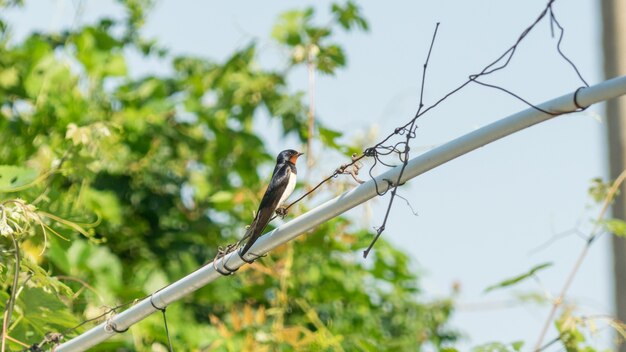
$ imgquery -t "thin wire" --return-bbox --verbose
[237,0,590,259]
[357,0,587,257]
[548,6,589,87]
[363,22,439,257]
[536,334,563,352]
[161,309,173,352]
[24,295,151,351]
[150,295,174,352]
[283,154,366,212]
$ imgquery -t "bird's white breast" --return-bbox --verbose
[278,169,296,208]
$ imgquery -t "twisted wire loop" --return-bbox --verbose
[104,318,129,334]
[237,247,265,264]
[212,245,239,275]
[573,87,589,111]
[150,293,166,311]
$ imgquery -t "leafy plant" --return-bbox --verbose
[0,1,457,350]
[484,262,552,293]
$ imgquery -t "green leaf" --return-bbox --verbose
[603,218,626,237]
[46,237,72,274]
[24,54,74,98]
[83,187,123,226]
[316,44,346,74]
[209,190,232,203]
[331,1,369,31]
[484,262,552,293]
[66,239,92,270]
[271,9,314,46]
[511,341,524,351]
[555,310,589,351]
[305,27,331,42]
[74,27,126,78]
[0,67,19,88]
[103,53,127,77]
[21,257,74,297]
[0,165,38,191]
[318,125,343,150]
[512,291,550,305]
[17,287,79,329]
[472,341,524,352]
[143,269,168,293]
[588,177,611,203]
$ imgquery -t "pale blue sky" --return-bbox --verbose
[6,0,614,349]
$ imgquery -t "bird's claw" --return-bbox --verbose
[275,207,288,218]
[237,249,265,264]
[213,245,239,276]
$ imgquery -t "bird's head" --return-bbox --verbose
[277,149,303,165]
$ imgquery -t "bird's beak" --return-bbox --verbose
[290,152,304,164]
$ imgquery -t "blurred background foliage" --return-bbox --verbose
[0,0,458,350]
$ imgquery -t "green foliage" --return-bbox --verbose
[588,177,626,238]
[555,309,599,352]
[471,341,524,352]
[484,262,552,293]
[0,0,23,9]
[588,177,613,204]
[602,218,626,237]
[318,125,344,150]
[0,1,456,351]
[271,2,367,75]
[332,1,369,31]
[0,165,37,191]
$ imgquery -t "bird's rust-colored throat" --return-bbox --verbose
[290,152,303,164]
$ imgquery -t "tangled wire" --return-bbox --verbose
[270,0,589,258]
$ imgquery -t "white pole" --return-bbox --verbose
[55,75,626,352]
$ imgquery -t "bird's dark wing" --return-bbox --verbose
[240,163,291,256]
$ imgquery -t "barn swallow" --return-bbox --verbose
[239,149,303,259]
